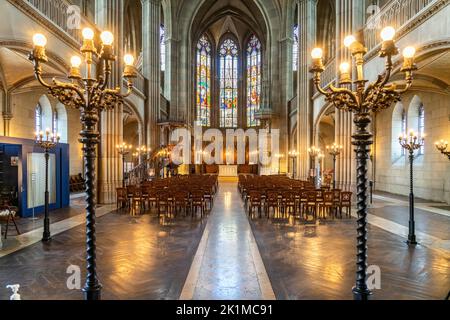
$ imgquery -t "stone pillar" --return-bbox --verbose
[2,90,12,136]
[2,113,12,136]
[333,0,365,191]
[96,0,125,204]
[296,0,316,180]
[142,0,161,150]
[280,36,294,175]
[165,36,180,120]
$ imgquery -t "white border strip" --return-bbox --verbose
[0,204,115,258]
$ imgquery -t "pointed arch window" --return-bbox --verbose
[35,104,42,133]
[196,35,212,127]
[160,24,165,72]
[219,38,238,128]
[418,104,425,155]
[293,24,299,71]
[401,109,407,156]
[52,109,58,136]
[246,35,261,127]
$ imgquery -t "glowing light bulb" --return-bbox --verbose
[33,33,47,47]
[311,48,323,59]
[82,28,94,40]
[100,31,114,45]
[124,54,135,66]
[344,35,356,48]
[403,46,416,59]
[339,62,350,73]
[381,26,396,41]
[70,56,82,68]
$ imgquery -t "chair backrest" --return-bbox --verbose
[324,191,334,202]
[341,192,352,203]
[116,188,127,197]
[307,191,317,201]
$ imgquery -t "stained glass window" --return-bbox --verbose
[293,24,299,71]
[219,38,239,128]
[160,24,165,72]
[418,104,425,155]
[246,35,261,127]
[196,35,212,127]
[35,104,42,133]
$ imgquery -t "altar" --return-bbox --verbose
[218,165,238,177]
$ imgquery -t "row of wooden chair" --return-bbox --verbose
[239,175,352,221]
[116,175,218,218]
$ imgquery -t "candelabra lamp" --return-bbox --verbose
[308,146,321,183]
[435,140,450,160]
[326,143,343,190]
[35,129,60,242]
[399,130,424,245]
[288,150,299,178]
[117,143,132,188]
[310,26,416,300]
[29,28,137,300]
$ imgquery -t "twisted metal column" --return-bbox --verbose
[80,108,102,300]
[408,151,417,245]
[42,150,51,242]
[351,113,373,300]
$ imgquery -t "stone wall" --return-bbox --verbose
[375,90,450,204]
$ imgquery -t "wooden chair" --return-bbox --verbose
[131,188,144,214]
[318,191,335,219]
[191,190,206,218]
[116,188,128,209]
[248,191,263,218]
[0,205,20,239]
[282,191,296,217]
[174,191,190,216]
[265,191,279,218]
[340,192,352,218]
[304,191,318,221]
[156,191,171,217]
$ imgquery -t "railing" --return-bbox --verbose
[22,0,97,46]
[320,58,336,89]
[364,0,438,52]
[127,149,165,184]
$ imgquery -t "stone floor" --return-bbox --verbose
[0,180,449,300]
[0,209,206,300]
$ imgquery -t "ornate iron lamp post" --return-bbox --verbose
[288,150,299,178]
[29,28,137,300]
[310,26,416,300]
[399,130,424,245]
[326,143,343,190]
[435,140,450,160]
[35,128,60,242]
[117,142,132,188]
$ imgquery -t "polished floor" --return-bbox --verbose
[0,180,449,300]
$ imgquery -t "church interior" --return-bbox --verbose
[0,0,449,301]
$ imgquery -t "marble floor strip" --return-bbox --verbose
[180,180,275,300]
[373,194,450,218]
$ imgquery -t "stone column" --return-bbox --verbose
[165,36,180,120]
[142,0,161,150]
[280,36,294,175]
[296,0,317,180]
[334,0,365,191]
[96,0,125,204]
[1,90,12,136]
